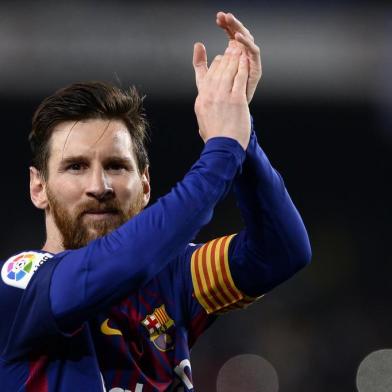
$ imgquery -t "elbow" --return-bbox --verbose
[264,239,311,293]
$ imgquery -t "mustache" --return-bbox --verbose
[76,201,122,217]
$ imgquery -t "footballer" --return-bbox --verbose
[0,12,311,392]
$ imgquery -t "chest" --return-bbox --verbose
[89,282,192,390]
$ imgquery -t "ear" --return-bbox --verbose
[140,166,151,207]
[30,167,48,210]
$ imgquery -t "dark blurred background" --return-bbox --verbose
[1,1,391,391]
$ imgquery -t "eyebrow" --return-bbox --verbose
[102,156,135,167]
[59,155,135,167]
[59,155,88,166]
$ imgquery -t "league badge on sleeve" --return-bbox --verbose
[1,251,53,289]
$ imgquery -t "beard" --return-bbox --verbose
[47,188,145,250]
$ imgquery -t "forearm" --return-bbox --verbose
[50,137,244,327]
[230,128,311,297]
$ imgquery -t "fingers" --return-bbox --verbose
[219,47,242,94]
[216,11,262,103]
[232,53,249,96]
[216,12,254,42]
[207,54,223,79]
[204,46,230,84]
[193,42,208,90]
[216,11,261,75]
[199,46,245,100]
[216,12,233,40]
[234,31,262,73]
[204,46,242,92]
[216,12,260,64]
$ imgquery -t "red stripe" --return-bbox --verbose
[194,247,214,311]
[26,356,48,392]
[155,308,168,325]
[219,237,242,301]
[193,248,204,299]
[210,238,233,306]
[111,335,128,387]
[122,299,169,388]
[160,308,169,323]
[107,307,128,388]
[155,311,164,325]
[200,240,225,309]
[197,244,217,311]
[109,299,141,388]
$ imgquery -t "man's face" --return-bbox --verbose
[42,118,150,250]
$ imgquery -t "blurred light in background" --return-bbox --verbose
[0,1,389,102]
[216,354,279,392]
[357,349,392,392]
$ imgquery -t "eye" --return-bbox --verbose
[66,162,87,172]
[105,160,132,173]
[107,163,126,171]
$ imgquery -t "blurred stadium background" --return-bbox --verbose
[1,1,391,391]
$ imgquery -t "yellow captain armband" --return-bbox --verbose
[190,234,261,315]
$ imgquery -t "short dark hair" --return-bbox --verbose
[29,81,149,178]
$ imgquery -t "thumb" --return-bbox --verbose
[193,42,208,90]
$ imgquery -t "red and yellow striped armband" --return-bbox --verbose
[191,234,261,315]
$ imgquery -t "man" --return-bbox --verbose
[0,12,311,392]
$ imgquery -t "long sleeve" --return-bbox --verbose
[185,124,311,317]
[0,137,245,359]
[229,126,312,297]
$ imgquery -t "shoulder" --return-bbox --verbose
[1,250,54,290]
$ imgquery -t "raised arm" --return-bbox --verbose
[1,137,246,360]
[189,13,311,316]
[188,127,311,317]
[9,36,254,347]
[230,127,312,297]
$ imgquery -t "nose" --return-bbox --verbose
[85,167,114,201]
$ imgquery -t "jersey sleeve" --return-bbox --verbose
[180,235,262,347]
[229,124,312,297]
[0,137,245,358]
[185,120,311,332]
[190,234,260,315]
[0,254,64,361]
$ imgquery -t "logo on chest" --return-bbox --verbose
[141,304,175,352]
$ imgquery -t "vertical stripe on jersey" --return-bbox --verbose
[26,356,48,392]
[191,234,260,314]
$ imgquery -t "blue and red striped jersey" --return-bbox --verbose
[0,131,311,391]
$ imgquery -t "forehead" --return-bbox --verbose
[49,119,134,161]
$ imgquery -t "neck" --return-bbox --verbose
[42,214,65,254]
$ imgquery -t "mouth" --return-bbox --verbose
[82,209,119,219]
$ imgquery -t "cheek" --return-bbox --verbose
[48,178,84,205]
[114,177,142,204]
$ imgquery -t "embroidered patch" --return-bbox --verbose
[1,251,53,289]
[142,304,175,352]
